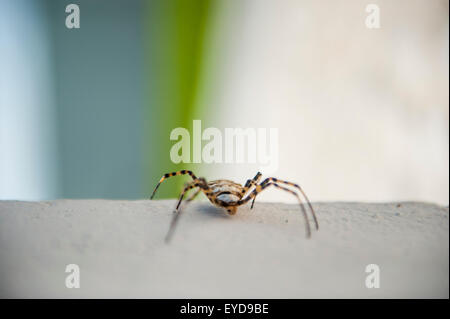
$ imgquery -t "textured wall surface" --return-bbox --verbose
[0,200,448,298]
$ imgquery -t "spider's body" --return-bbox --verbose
[207,179,244,213]
[150,170,318,242]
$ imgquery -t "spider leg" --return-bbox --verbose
[150,170,198,199]
[237,182,312,238]
[250,177,318,231]
[165,178,209,243]
[174,178,208,210]
[250,197,256,209]
[241,172,262,197]
[174,188,202,213]
[184,188,202,204]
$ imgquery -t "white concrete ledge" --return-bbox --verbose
[0,200,448,298]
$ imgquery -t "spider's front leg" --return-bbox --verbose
[250,177,318,231]
[237,182,312,238]
[165,178,209,243]
[150,170,198,199]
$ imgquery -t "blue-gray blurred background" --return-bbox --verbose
[0,0,448,205]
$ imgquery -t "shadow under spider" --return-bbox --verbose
[190,203,232,220]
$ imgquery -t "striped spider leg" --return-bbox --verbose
[150,170,210,242]
[237,178,318,238]
[166,178,209,242]
[240,172,262,197]
[150,170,198,200]
[183,188,202,206]
[248,177,318,231]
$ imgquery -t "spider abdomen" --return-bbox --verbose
[216,193,240,204]
[207,180,244,207]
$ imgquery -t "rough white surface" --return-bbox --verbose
[0,200,448,298]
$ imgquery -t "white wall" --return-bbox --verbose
[199,0,449,205]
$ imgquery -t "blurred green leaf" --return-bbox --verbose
[144,0,212,198]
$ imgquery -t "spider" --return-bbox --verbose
[150,170,318,242]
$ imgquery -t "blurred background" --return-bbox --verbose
[0,0,448,205]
